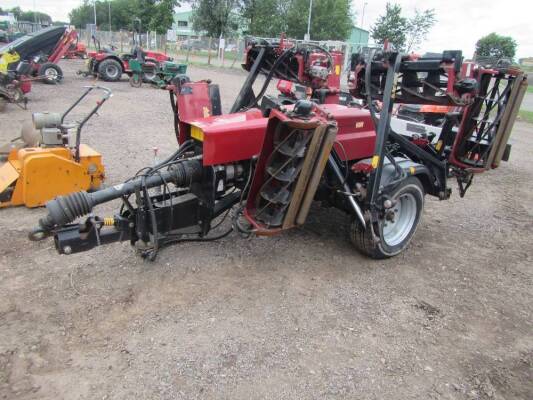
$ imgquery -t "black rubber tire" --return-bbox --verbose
[39,62,63,84]
[97,59,122,82]
[142,69,156,83]
[129,74,142,88]
[350,176,425,259]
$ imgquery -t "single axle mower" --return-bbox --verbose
[30,39,528,261]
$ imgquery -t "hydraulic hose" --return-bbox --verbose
[37,159,203,232]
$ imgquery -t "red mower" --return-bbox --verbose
[32,38,528,261]
[79,35,173,82]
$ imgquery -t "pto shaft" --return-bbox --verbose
[37,159,203,231]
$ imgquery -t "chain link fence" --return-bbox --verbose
[80,30,367,73]
[79,29,247,68]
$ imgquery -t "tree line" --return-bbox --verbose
[67,0,353,41]
[69,0,178,35]
[190,0,353,41]
[0,6,54,25]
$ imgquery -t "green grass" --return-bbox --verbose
[518,109,533,123]
[527,86,533,94]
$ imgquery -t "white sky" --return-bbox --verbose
[2,0,532,58]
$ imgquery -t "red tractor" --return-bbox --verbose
[79,35,173,82]
[31,38,528,261]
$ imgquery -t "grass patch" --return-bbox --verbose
[518,110,533,123]
[527,86,533,94]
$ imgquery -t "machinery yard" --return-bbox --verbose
[0,59,531,399]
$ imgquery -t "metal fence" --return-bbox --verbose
[79,29,247,68]
[80,29,367,71]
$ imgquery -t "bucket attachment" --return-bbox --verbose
[244,108,337,234]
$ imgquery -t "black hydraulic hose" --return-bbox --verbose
[365,50,380,128]
[37,159,203,231]
[169,89,180,141]
[246,47,296,110]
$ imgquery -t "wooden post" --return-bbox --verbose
[207,37,212,65]
[231,38,239,68]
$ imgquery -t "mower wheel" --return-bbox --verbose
[350,176,425,259]
[142,70,156,83]
[40,63,63,84]
[98,59,122,82]
[129,74,142,88]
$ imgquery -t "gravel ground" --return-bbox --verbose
[0,60,532,400]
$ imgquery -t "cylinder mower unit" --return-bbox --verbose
[244,104,337,233]
[29,39,527,261]
[0,86,110,208]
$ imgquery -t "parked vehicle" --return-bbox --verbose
[79,36,174,82]
[0,26,79,84]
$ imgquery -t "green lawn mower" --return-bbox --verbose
[129,59,187,88]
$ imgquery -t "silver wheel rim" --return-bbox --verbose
[382,193,417,247]
[106,65,119,78]
[45,68,58,80]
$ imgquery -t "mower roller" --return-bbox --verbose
[0,86,110,208]
[30,38,527,261]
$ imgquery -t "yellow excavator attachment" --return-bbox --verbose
[0,145,105,208]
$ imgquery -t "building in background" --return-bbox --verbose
[173,11,201,41]
[347,26,369,49]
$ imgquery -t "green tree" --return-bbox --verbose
[286,0,352,41]
[190,0,239,37]
[370,3,407,50]
[149,0,179,34]
[405,8,436,52]
[371,3,436,52]
[9,7,22,19]
[19,10,53,24]
[241,0,290,37]
[476,33,517,60]
[242,0,353,40]
[69,0,179,33]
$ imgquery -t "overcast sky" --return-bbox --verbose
[2,0,531,58]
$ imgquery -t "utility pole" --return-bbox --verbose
[108,1,111,33]
[361,1,367,28]
[358,1,368,49]
[93,1,97,26]
[305,0,313,41]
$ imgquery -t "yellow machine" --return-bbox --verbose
[0,51,20,73]
[0,86,111,208]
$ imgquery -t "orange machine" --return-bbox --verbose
[0,86,111,208]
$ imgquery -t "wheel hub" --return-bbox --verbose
[45,68,58,79]
[382,193,417,247]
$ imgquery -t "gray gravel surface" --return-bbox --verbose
[0,60,532,400]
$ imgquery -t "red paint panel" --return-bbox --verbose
[188,110,267,166]
[318,104,376,161]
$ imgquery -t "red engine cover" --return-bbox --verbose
[319,104,376,161]
[186,110,266,166]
